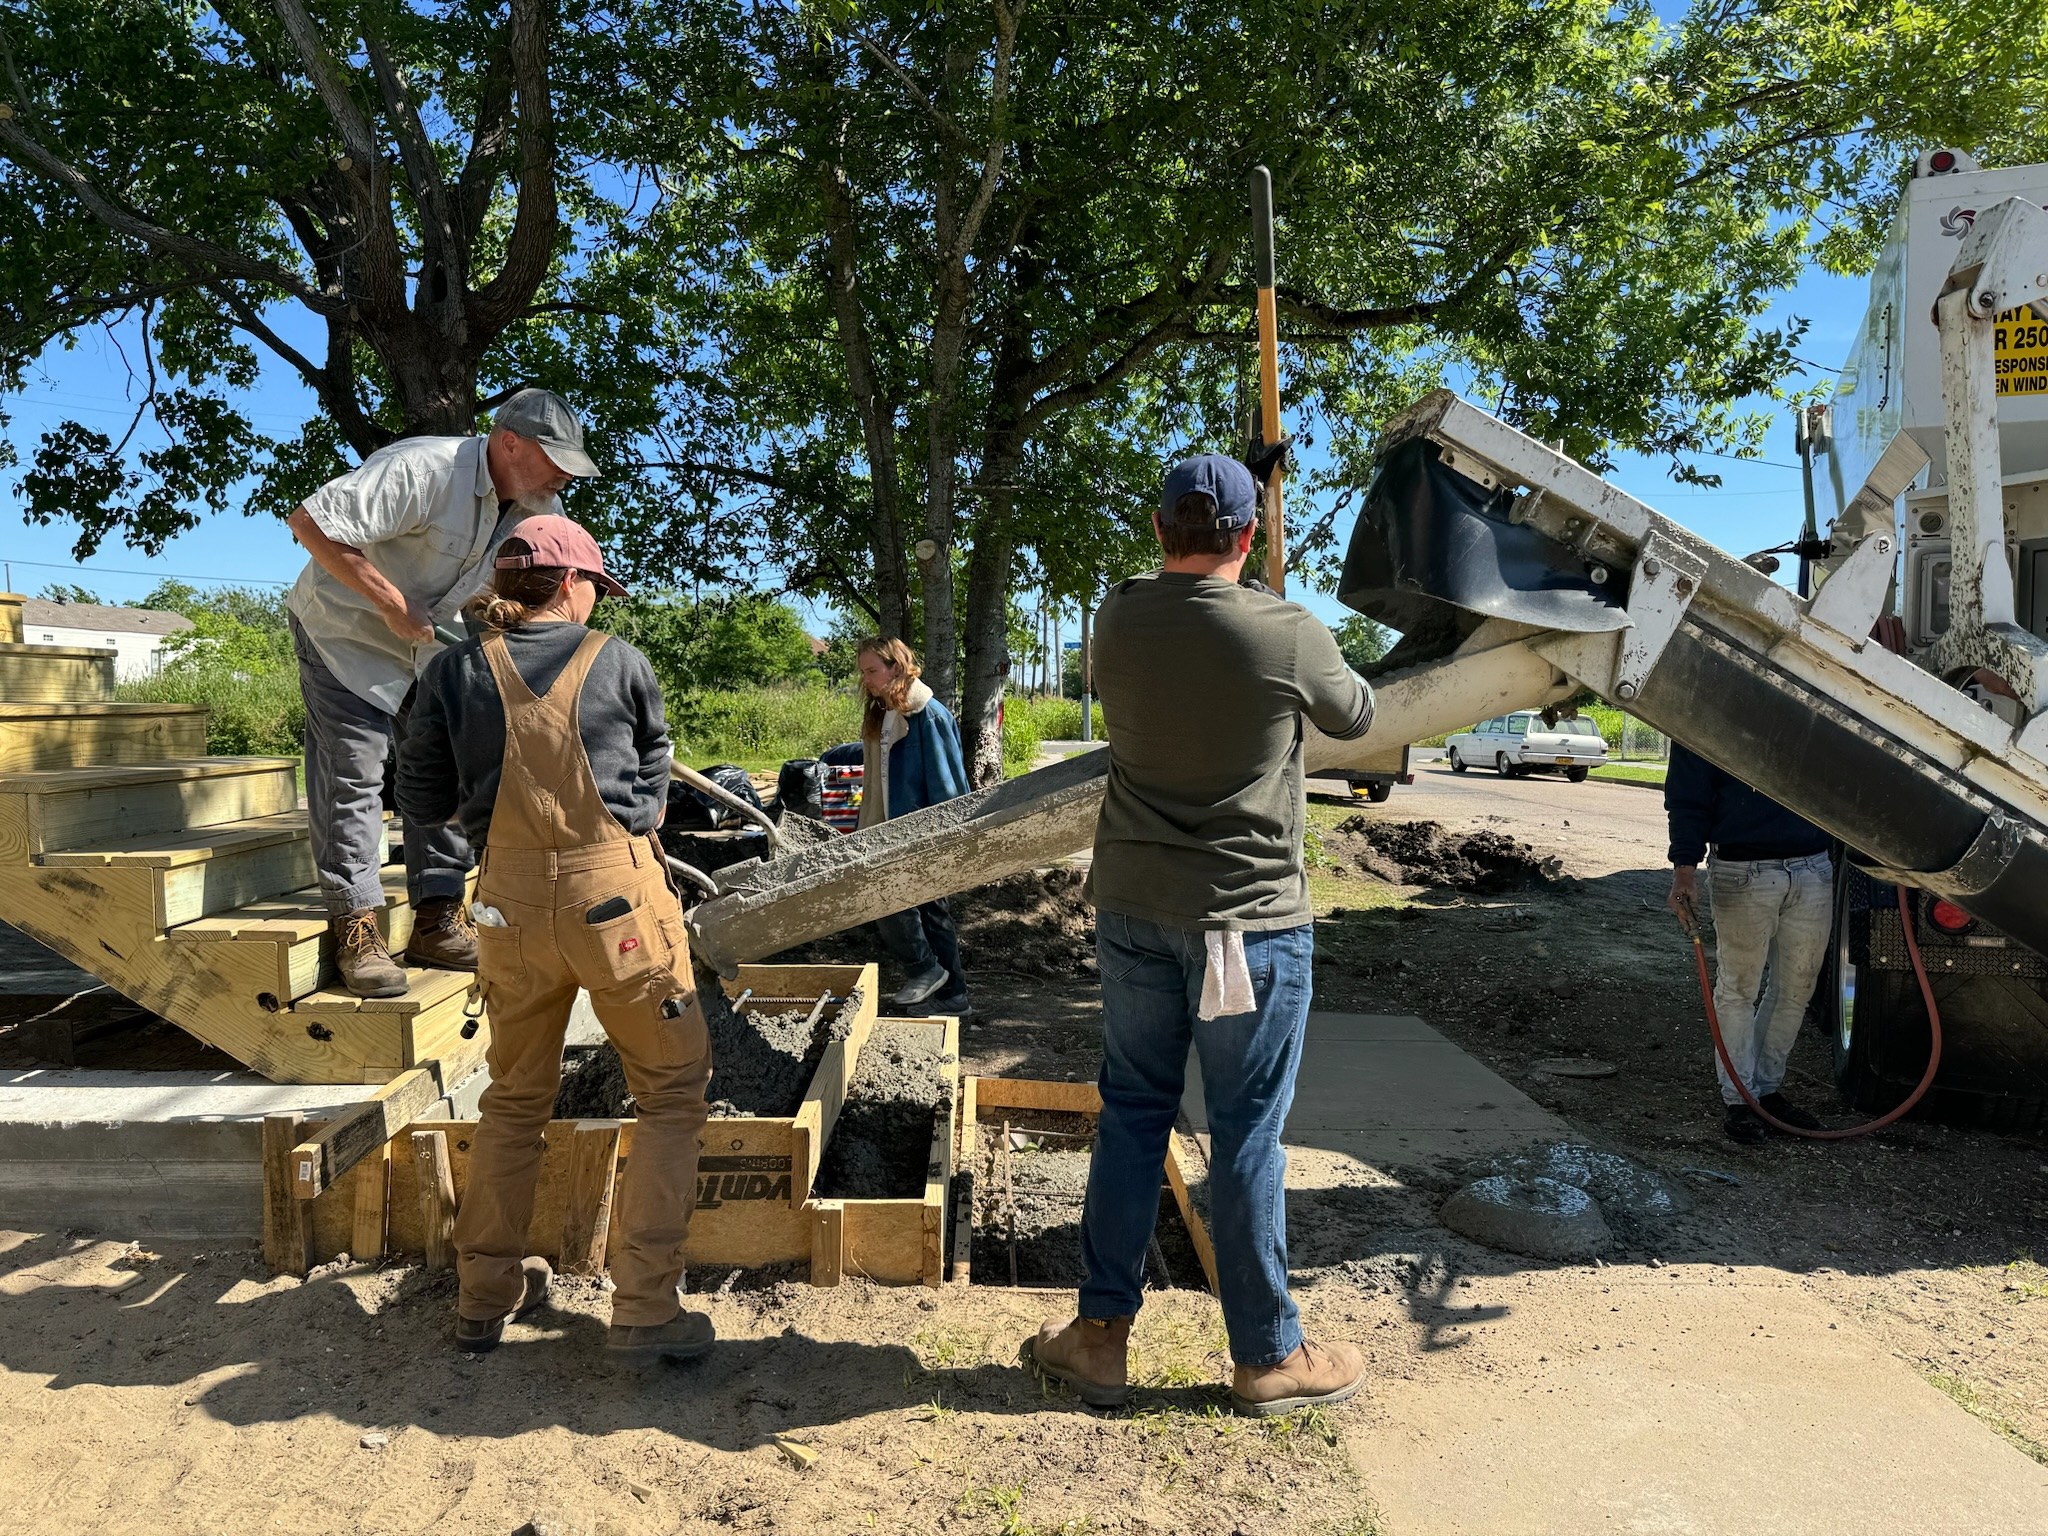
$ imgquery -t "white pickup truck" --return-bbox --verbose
[1443,710,1608,781]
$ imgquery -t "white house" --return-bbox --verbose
[23,599,195,682]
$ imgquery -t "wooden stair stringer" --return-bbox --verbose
[0,856,414,1083]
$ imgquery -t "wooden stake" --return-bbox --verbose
[810,1199,845,1287]
[290,1062,444,1200]
[352,1141,390,1262]
[261,1112,314,1277]
[558,1120,622,1277]
[410,1128,457,1272]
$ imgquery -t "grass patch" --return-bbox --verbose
[1927,1371,2048,1465]
[1589,762,1668,786]
[912,1325,991,1370]
[668,685,862,767]
[956,1481,1094,1536]
[119,662,306,757]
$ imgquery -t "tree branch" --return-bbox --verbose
[468,0,559,335]
[362,13,463,294]
[267,0,379,166]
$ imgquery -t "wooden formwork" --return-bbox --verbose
[806,1014,960,1289]
[957,1075,1218,1293]
[268,962,880,1277]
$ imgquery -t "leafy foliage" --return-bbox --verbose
[1333,615,1392,673]
[595,592,823,696]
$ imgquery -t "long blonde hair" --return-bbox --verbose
[858,635,921,738]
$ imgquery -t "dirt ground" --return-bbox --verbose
[2,767,2045,1532]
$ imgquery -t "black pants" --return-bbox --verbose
[875,898,967,1001]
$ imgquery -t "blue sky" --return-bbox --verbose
[0,259,1868,641]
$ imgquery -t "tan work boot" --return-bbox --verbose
[453,1256,552,1353]
[606,1310,716,1362]
[1021,1315,1133,1408]
[333,908,407,998]
[1230,1338,1367,1417]
[405,895,478,971]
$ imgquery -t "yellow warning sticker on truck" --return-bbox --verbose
[1995,307,2048,397]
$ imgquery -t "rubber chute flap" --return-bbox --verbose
[1340,438,1630,637]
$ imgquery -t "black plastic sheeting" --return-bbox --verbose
[1339,437,1630,646]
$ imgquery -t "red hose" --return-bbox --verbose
[1690,884,1942,1139]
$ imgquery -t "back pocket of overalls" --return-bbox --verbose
[579,900,666,986]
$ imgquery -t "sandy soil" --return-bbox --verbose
[3,765,2043,1531]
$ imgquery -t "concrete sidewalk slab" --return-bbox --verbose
[1362,1263,2048,1534]
[1184,1010,1569,1168]
[0,1069,462,1238]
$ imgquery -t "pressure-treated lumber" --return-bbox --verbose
[0,593,21,644]
[0,641,116,703]
[290,1063,448,1200]
[559,1120,622,1276]
[353,1143,391,1262]
[0,701,208,772]
[0,757,298,856]
[262,1113,315,1277]
[412,1129,457,1272]
[949,1075,978,1283]
[1165,1130,1220,1294]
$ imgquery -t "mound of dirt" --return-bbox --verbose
[813,1020,955,1199]
[953,867,1097,979]
[1336,816,1565,893]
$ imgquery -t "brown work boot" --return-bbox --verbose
[405,895,477,971]
[1021,1315,1133,1408]
[1230,1338,1367,1417]
[605,1310,716,1362]
[453,1256,552,1353]
[332,908,407,999]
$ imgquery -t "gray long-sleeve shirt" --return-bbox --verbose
[398,623,671,849]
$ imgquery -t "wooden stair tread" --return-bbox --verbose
[0,755,296,793]
[171,867,412,944]
[0,701,208,718]
[295,966,475,1016]
[37,809,310,868]
[0,639,117,659]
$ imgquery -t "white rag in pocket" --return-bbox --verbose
[1198,929,1255,1020]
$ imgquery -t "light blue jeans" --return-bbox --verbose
[1707,851,1834,1104]
[1082,910,1314,1367]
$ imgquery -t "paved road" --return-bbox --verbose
[1311,759,1670,878]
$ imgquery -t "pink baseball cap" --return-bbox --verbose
[492,514,628,597]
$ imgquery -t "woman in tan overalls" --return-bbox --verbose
[399,514,714,1359]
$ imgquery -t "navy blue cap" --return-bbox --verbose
[1161,454,1258,530]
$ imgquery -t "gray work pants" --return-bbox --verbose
[1706,851,1834,1104]
[292,617,472,917]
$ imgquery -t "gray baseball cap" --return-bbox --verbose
[493,388,599,478]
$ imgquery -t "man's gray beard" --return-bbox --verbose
[507,493,558,519]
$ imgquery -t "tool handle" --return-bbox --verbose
[1250,166,1276,289]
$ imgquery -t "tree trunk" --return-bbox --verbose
[961,531,1016,786]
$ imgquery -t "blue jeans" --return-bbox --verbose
[1082,910,1314,1367]
[875,898,967,1001]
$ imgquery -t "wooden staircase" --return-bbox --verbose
[0,591,489,1085]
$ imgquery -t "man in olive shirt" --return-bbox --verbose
[1024,454,1374,1417]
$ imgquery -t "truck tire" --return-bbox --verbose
[1825,861,2048,1132]
[1448,749,1467,773]
[1365,781,1393,803]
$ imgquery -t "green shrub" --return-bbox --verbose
[669,686,864,766]
[120,659,307,757]
[1010,695,1107,742]
[1000,699,1042,777]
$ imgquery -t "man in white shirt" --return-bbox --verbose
[286,389,599,996]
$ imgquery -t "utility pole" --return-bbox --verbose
[1079,595,1094,742]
